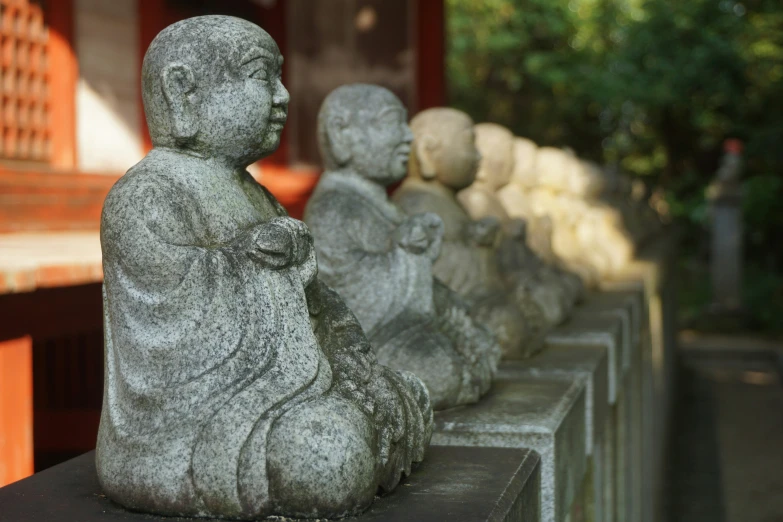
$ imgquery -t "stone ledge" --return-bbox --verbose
[545,314,623,404]
[0,447,541,522]
[497,347,608,454]
[433,376,586,522]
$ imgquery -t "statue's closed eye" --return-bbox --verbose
[250,67,269,82]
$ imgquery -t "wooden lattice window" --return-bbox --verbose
[0,0,50,162]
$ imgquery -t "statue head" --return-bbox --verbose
[569,159,605,197]
[409,108,481,192]
[474,123,514,191]
[511,137,539,189]
[534,147,574,193]
[318,84,413,187]
[142,16,289,167]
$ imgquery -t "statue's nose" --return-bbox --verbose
[274,81,290,106]
[403,125,414,144]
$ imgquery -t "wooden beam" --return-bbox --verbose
[0,169,118,232]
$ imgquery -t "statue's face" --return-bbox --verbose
[475,128,514,190]
[198,27,289,164]
[352,96,413,186]
[436,125,481,191]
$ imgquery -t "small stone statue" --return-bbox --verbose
[496,139,601,287]
[394,107,542,359]
[97,16,432,520]
[304,84,500,410]
[458,123,581,326]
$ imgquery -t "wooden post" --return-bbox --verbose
[0,336,33,486]
[47,0,78,170]
[415,0,445,111]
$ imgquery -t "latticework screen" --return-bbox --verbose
[0,0,50,162]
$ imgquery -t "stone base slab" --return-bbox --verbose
[433,376,586,522]
[0,447,541,522]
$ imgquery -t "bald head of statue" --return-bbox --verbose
[409,108,481,192]
[318,84,414,187]
[474,123,514,191]
[142,16,289,167]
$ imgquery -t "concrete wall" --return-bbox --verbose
[75,0,143,173]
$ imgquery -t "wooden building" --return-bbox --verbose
[0,0,445,486]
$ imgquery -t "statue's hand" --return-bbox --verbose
[467,217,501,247]
[395,212,444,261]
[240,217,312,269]
[507,218,528,243]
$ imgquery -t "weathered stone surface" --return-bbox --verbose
[498,346,608,455]
[545,314,624,404]
[432,375,587,522]
[304,84,501,411]
[96,16,432,520]
[580,290,645,371]
[0,447,540,522]
[394,108,542,359]
[499,345,609,522]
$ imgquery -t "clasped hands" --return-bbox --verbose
[237,216,313,270]
[394,212,444,261]
[466,216,501,247]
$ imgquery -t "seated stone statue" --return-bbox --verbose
[304,84,500,411]
[393,108,542,359]
[496,138,601,287]
[458,123,581,326]
[97,16,432,521]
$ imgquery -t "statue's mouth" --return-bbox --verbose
[269,106,288,125]
[395,145,411,161]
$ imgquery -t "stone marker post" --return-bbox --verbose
[707,139,744,313]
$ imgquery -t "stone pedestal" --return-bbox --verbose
[498,346,608,522]
[433,376,586,522]
[576,288,646,522]
[0,447,541,522]
[545,314,623,404]
[581,289,645,370]
[602,235,676,522]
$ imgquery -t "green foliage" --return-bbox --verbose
[447,0,783,333]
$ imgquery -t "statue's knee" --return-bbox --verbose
[267,396,377,518]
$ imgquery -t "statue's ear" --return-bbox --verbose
[326,114,353,165]
[161,63,198,142]
[415,134,438,179]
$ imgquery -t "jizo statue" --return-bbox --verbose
[97,16,432,520]
[459,123,583,326]
[394,107,544,359]
[304,84,500,411]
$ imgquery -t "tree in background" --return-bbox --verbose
[447,0,783,333]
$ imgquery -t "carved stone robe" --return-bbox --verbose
[97,149,430,519]
[304,171,499,409]
[394,179,540,359]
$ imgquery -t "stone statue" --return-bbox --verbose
[496,139,601,287]
[96,16,432,521]
[304,84,500,411]
[498,141,636,283]
[394,107,543,359]
[458,123,581,326]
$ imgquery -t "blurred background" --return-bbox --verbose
[0,0,781,519]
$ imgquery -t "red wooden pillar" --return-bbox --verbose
[0,336,33,486]
[416,0,446,111]
[137,0,170,154]
[47,0,78,170]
